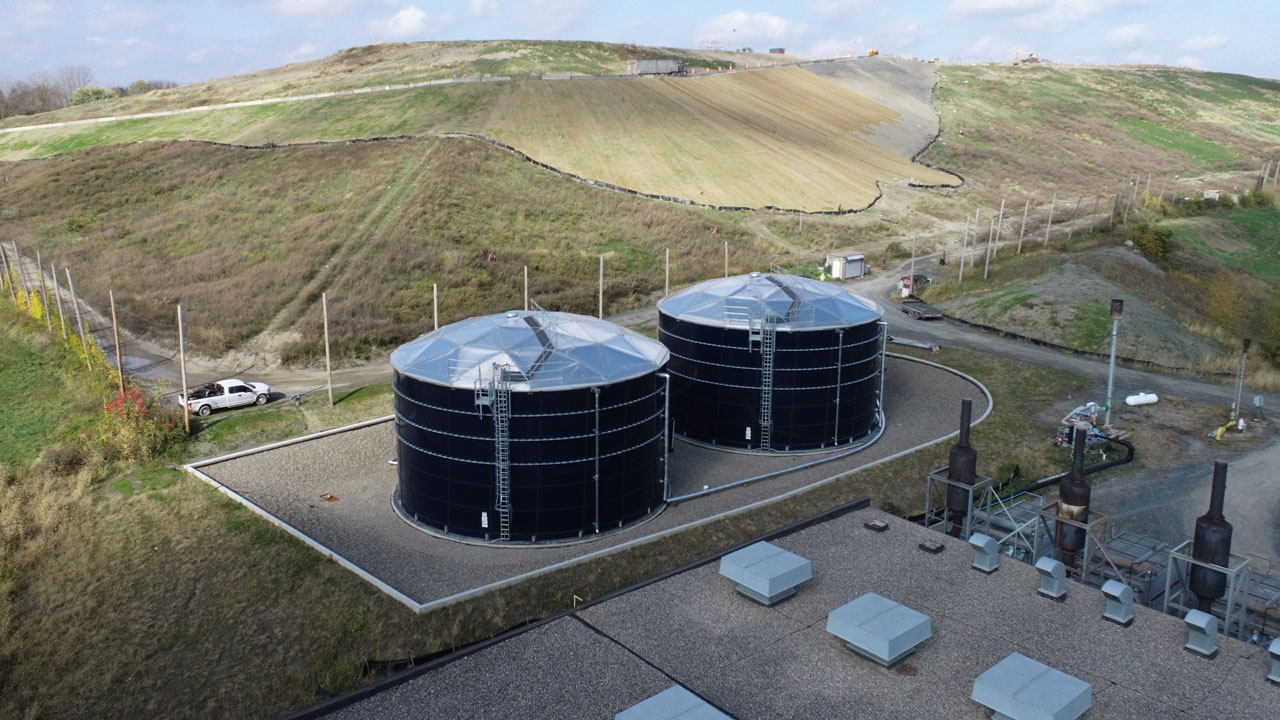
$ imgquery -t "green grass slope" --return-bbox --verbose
[0,137,774,357]
[923,64,1280,199]
[0,40,785,130]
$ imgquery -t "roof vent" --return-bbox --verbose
[616,685,731,720]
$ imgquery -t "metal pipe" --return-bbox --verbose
[433,283,438,330]
[523,265,528,311]
[1043,192,1056,246]
[945,397,978,537]
[958,215,969,284]
[658,372,671,500]
[833,329,844,445]
[992,198,1005,257]
[66,268,90,370]
[982,219,993,280]
[35,250,51,331]
[1191,460,1233,611]
[1231,338,1250,420]
[593,386,601,533]
[51,263,66,338]
[1105,299,1122,426]
[1016,199,1029,253]
[598,255,603,319]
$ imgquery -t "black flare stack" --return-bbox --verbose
[1190,460,1234,612]
[945,398,978,537]
[1055,428,1091,566]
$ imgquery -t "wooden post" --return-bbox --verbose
[665,248,670,296]
[1121,179,1134,226]
[322,292,333,408]
[66,268,90,370]
[958,215,969,285]
[1016,199,1029,253]
[1091,195,1101,232]
[178,305,189,434]
[1144,172,1151,196]
[109,289,124,395]
[51,263,67,338]
[12,241,28,296]
[1066,196,1083,243]
[1042,192,1056,246]
[523,266,529,311]
[992,198,1005,257]
[983,219,994,280]
[724,241,728,278]
[433,283,438,330]
[598,255,604,319]
[35,250,52,331]
[970,208,980,267]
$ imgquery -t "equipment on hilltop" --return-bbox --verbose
[1013,50,1041,65]
[1055,402,1128,451]
[867,49,879,57]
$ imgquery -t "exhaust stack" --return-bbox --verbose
[945,399,978,537]
[1190,460,1233,612]
[1055,428,1091,566]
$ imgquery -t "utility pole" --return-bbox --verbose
[66,268,90,370]
[108,289,124,395]
[1042,192,1056,247]
[322,292,333,408]
[982,219,994,280]
[1016,199,1029,254]
[1232,338,1251,421]
[958,215,970,285]
[35,250,51,331]
[1104,299,1123,427]
[178,305,189,434]
[51,263,66,338]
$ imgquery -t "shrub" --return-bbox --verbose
[38,443,88,475]
[1218,194,1236,210]
[1204,272,1245,335]
[69,86,115,105]
[1127,223,1171,262]
[94,389,184,464]
[882,241,909,263]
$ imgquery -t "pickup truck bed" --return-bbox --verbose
[900,299,943,320]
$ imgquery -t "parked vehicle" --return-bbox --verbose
[178,379,270,416]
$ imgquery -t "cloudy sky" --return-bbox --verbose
[1,1,1273,88]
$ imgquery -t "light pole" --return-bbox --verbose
[1232,338,1251,421]
[1104,299,1123,427]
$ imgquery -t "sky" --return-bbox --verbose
[0,1,1275,89]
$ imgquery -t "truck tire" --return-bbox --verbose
[255,394,268,406]
[198,404,212,417]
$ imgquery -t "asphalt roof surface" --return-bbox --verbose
[323,504,1276,720]
[198,355,985,608]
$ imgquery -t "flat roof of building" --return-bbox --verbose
[313,502,1275,720]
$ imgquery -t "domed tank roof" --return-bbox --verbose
[657,272,883,331]
[391,310,669,392]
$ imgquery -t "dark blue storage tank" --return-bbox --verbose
[657,272,885,452]
[391,309,669,544]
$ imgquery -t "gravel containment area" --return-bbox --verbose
[192,355,988,610]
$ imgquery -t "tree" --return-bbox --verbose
[69,86,116,105]
[56,65,95,98]
[127,79,153,96]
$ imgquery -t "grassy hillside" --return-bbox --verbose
[0,137,777,357]
[0,40,787,130]
[0,62,955,210]
[923,64,1280,200]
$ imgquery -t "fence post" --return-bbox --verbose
[724,241,729,278]
[66,268,90,370]
[523,266,529,311]
[1016,199,1029,254]
[0,243,14,301]
[983,219,994,280]
[322,292,333,408]
[51,262,66,338]
[992,198,1005,257]
[1042,192,1056,247]
[665,248,670,296]
[1090,195,1101,232]
[970,208,980,267]
[433,283,438,330]
[1066,196,1083,243]
[11,241,29,296]
[958,215,969,285]
[598,255,604,319]
[1158,174,1169,204]
[109,289,124,395]
[178,305,189,434]
[35,250,52,332]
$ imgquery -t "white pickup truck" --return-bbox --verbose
[179,379,271,416]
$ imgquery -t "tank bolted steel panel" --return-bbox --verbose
[657,272,885,452]
[391,310,669,543]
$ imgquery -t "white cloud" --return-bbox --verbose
[17,0,57,29]
[1180,34,1229,52]
[368,5,451,40]
[185,48,210,64]
[948,0,1158,30]
[285,42,322,62]
[695,11,809,51]
[946,0,1048,19]
[1104,23,1148,49]
[806,37,867,58]
[469,0,500,17]
[808,0,870,21]
[963,35,1022,62]
[1177,54,1206,69]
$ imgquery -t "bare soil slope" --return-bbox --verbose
[804,56,942,156]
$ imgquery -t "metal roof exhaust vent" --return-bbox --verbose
[945,398,978,537]
[1190,460,1233,612]
[616,685,731,720]
[1055,427,1091,567]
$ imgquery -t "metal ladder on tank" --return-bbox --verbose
[758,316,777,451]
[492,366,513,541]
